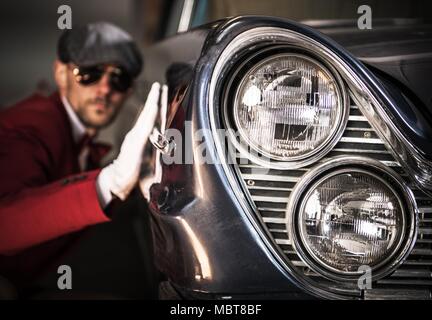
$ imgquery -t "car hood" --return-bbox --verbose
[315,21,432,113]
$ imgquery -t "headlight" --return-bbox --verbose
[287,157,417,281]
[230,52,348,167]
[299,169,404,274]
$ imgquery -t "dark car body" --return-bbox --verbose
[142,15,432,300]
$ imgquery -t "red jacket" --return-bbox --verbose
[0,92,111,257]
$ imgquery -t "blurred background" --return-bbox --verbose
[0,0,169,162]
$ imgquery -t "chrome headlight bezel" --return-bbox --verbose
[286,156,418,282]
[223,46,350,169]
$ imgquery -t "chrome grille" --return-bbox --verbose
[235,102,432,299]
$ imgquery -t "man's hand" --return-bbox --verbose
[97,82,167,206]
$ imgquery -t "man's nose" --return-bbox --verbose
[96,73,112,96]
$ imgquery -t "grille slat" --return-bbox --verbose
[248,186,294,192]
[403,260,432,266]
[364,289,431,300]
[411,248,432,255]
[345,127,375,132]
[418,228,432,235]
[251,195,288,203]
[262,217,286,224]
[391,268,431,278]
[339,137,384,144]
[377,279,432,286]
[331,148,391,155]
[241,174,300,182]
[348,115,368,122]
[416,239,432,244]
[275,239,292,245]
[257,207,287,212]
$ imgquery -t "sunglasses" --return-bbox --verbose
[72,65,133,93]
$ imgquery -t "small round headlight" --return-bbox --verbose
[299,169,404,274]
[232,53,347,166]
[287,157,417,281]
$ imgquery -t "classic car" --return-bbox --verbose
[139,5,432,300]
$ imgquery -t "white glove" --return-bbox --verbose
[97,82,167,206]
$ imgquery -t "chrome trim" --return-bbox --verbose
[177,0,195,33]
[339,137,383,144]
[263,217,286,224]
[364,289,431,300]
[286,156,418,282]
[342,73,432,194]
[241,174,300,182]
[297,168,407,277]
[226,52,349,168]
[149,128,176,155]
[348,115,368,121]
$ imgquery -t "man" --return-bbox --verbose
[0,22,166,285]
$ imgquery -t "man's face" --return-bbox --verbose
[63,63,131,129]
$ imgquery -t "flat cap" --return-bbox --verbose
[57,22,143,77]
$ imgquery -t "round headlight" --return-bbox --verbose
[299,169,404,274]
[287,157,417,281]
[232,53,348,166]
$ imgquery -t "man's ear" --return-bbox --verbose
[53,60,68,92]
